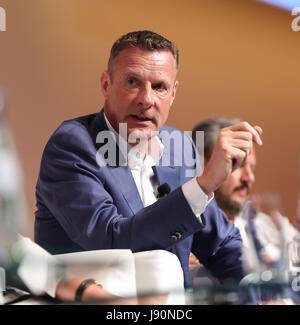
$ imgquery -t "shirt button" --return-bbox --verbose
[171,232,182,241]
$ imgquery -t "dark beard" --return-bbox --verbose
[214,189,243,218]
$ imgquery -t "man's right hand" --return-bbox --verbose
[196,121,263,196]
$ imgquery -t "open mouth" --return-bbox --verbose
[129,115,153,122]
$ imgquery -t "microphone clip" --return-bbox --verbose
[156,183,171,198]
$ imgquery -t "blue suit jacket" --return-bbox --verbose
[35,110,245,287]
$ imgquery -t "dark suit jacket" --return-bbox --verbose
[35,110,245,287]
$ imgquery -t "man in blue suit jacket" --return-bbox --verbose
[35,30,263,290]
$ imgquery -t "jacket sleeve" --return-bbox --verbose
[191,199,246,284]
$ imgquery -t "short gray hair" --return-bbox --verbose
[108,30,179,77]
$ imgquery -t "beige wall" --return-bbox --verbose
[0,0,299,237]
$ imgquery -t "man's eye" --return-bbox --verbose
[128,79,136,85]
[153,83,166,91]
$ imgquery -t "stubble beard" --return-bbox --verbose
[214,189,243,219]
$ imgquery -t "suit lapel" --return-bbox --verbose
[152,165,180,190]
[93,111,144,214]
[107,165,144,215]
[154,128,181,190]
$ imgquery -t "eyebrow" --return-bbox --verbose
[124,71,172,89]
[124,71,140,79]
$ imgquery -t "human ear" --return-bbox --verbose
[100,70,111,99]
[170,80,179,107]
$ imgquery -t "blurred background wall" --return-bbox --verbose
[0,0,299,238]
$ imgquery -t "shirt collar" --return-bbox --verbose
[104,113,129,159]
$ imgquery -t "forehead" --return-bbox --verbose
[111,47,177,80]
[247,150,256,165]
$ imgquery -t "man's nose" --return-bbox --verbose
[138,84,154,109]
[241,165,255,185]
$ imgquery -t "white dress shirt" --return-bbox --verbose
[104,114,213,218]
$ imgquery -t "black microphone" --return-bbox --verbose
[156,183,171,198]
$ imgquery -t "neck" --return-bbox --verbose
[225,211,235,224]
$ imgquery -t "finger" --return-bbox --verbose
[224,131,253,142]
[218,137,251,163]
[227,146,249,171]
[230,139,252,156]
[229,122,263,146]
[254,125,263,136]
